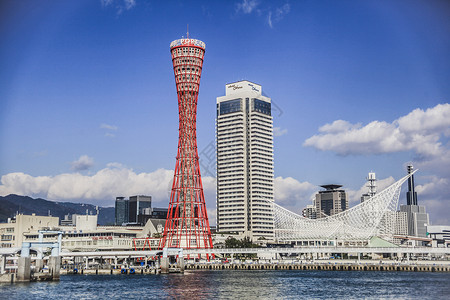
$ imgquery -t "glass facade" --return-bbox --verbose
[115,197,129,225]
[129,195,152,223]
[219,99,242,115]
[252,99,271,116]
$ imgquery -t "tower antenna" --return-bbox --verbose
[187,24,189,38]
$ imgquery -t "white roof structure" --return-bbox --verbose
[274,171,416,242]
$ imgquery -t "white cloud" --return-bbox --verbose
[268,3,290,28]
[0,167,171,207]
[273,127,288,137]
[303,104,450,224]
[414,175,450,225]
[100,123,118,131]
[304,104,450,158]
[124,0,136,10]
[274,176,317,213]
[101,123,118,138]
[235,1,290,28]
[207,208,217,227]
[319,120,362,133]
[101,0,136,15]
[267,11,273,28]
[416,176,449,197]
[0,166,217,212]
[1,165,448,225]
[346,176,396,204]
[71,155,94,171]
[101,0,113,6]
[236,0,259,14]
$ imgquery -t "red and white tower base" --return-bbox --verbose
[160,37,213,250]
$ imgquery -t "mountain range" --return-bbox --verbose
[0,194,115,225]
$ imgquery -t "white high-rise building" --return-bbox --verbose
[216,80,274,241]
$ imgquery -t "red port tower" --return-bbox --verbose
[160,36,213,250]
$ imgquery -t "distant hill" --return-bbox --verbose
[0,194,115,225]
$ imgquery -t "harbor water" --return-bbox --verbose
[1,270,449,299]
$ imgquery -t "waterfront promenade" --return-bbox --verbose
[62,258,450,275]
[57,246,450,275]
[58,246,450,260]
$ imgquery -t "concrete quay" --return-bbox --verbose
[57,260,450,276]
[185,260,450,272]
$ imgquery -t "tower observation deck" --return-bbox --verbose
[160,37,213,251]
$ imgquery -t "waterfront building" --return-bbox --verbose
[0,214,59,248]
[426,225,450,248]
[20,214,164,252]
[361,172,377,203]
[216,80,275,241]
[161,36,213,250]
[0,212,165,252]
[314,185,348,218]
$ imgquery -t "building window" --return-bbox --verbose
[219,99,242,115]
[252,99,271,116]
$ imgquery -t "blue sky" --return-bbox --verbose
[1,0,449,225]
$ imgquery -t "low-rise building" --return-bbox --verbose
[0,214,59,248]
[427,225,450,248]
[1,213,164,252]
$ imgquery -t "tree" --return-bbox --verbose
[225,237,240,248]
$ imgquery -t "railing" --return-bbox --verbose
[185,246,450,255]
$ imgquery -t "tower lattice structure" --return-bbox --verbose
[160,37,213,250]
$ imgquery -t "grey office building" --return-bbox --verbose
[400,204,429,237]
[315,185,348,218]
[128,195,152,224]
[400,164,429,237]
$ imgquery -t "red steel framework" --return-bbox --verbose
[160,37,213,251]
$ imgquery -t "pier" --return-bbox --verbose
[2,246,449,282]
[185,260,450,272]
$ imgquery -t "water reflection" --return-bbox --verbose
[1,270,449,299]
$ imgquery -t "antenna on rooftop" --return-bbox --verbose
[187,24,189,38]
